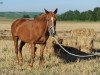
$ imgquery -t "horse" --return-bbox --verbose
[11,8,58,70]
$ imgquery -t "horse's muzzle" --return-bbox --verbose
[48,25,56,37]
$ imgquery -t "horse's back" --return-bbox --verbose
[11,19,29,36]
[11,18,38,42]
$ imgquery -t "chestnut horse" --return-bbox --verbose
[11,9,58,69]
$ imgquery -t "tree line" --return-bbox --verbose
[0,12,41,19]
[0,7,100,21]
[57,7,100,21]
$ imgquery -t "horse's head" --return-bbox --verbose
[44,8,58,37]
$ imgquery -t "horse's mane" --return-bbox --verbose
[34,13,47,21]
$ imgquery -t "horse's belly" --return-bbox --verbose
[18,35,31,43]
[17,31,32,43]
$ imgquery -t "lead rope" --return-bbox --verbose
[52,37,99,57]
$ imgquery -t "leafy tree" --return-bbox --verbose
[22,14,30,18]
[57,7,100,21]
[93,7,100,20]
[91,12,97,21]
[79,12,86,21]
[74,10,80,20]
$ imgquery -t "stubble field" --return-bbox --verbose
[0,20,100,75]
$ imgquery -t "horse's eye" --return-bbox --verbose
[48,19,51,21]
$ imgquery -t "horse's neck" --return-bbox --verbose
[35,14,47,21]
[34,14,48,26]
[34,14,49,36]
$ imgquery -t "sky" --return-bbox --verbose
[0,0,100,14]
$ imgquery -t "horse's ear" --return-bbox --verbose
[44,9,49,14]
[54,8,58,14]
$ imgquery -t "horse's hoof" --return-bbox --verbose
[19,62,23,66]
[27,66,32,71]
[39,64,44,69]
[17,61,19,65]
[18,66,23,71]
[20,68,23,71]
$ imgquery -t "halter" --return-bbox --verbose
[47,18,55,37]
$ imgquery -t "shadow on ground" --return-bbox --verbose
[53,44,100,63]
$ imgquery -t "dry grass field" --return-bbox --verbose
[0,20,100,75]
[56,21,100,32]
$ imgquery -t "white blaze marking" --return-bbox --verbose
[51,17,54,22]
[51,17,55,34]
[51,17,54,26]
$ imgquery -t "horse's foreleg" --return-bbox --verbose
[28,44,35,69]
[18,41,25,68]
[39,44,46,68]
